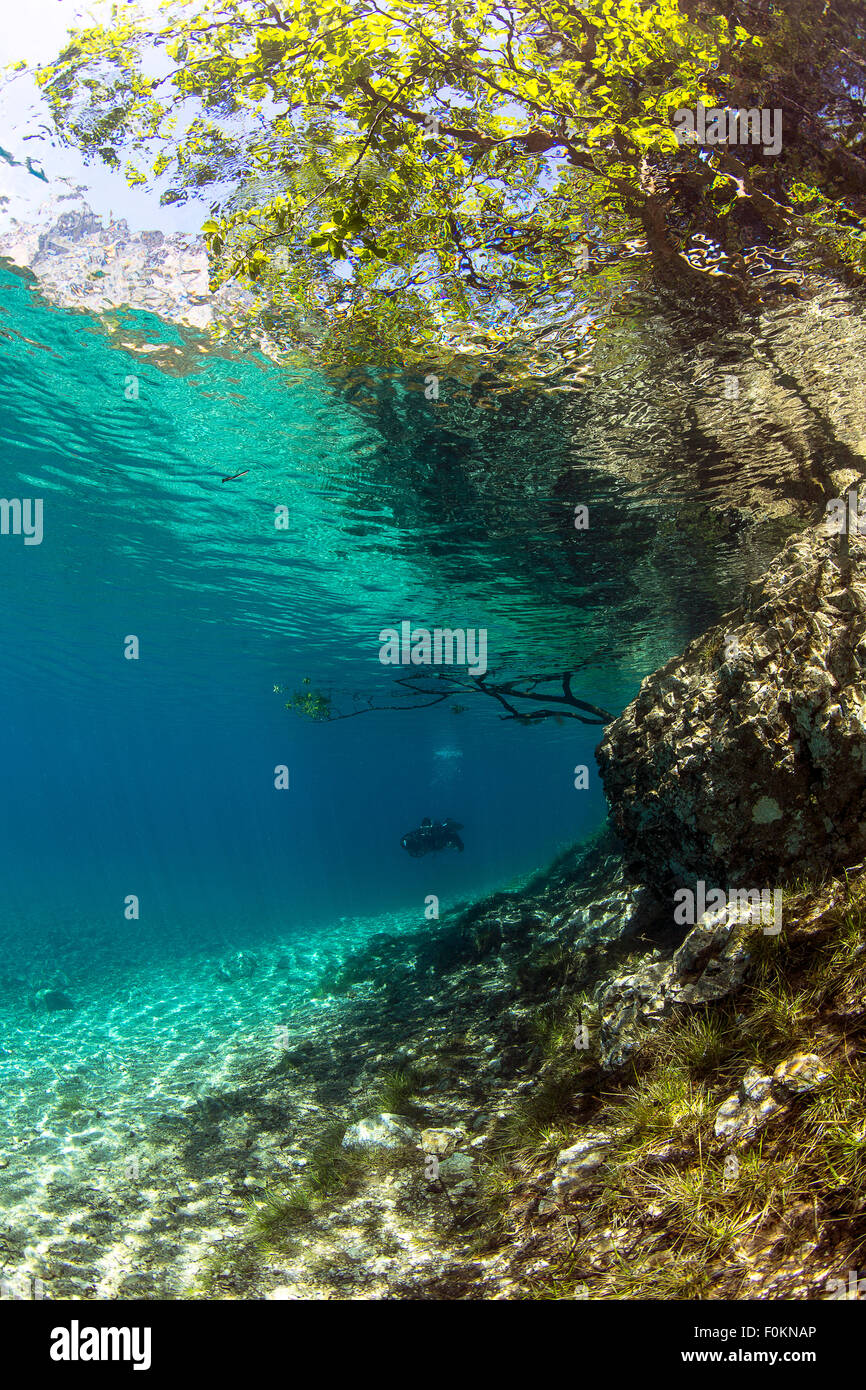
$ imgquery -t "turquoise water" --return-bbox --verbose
[0,260,762,1294]
[0,260,748,957]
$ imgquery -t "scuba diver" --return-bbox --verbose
[401,816,464,857]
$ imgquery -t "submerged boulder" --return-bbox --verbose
[420,1127,463,1157]
[714,1053,830,1143]
[436,1151,476,1197]
[548,1134,613,1196]
[597,522,866,891]
[215,950,257,982]
[714,1067,782,1143]
[341,1113,420,1151]
[595,899,755,1068]
[771,1051,831,1097]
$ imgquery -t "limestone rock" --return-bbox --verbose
[741,1067,773,1104]
[437,1151,476,1194]
[595,907,752,1068]
[341,1114,420,1151]
[549,1134,613,1195]
[216,951,257,982]
[714,1069,781,1142]
[771,1052,831,1096]
[595,958,673,1069]
[597,524,866,890]
[640,1141,695,1168]
[670,905,752,1005]
[420,1127,463,1156]
[34,989,75,1011]
[714,1053,830,1142]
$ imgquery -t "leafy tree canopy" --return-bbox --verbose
[28,0,866,385]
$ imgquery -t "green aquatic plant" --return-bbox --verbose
[190,1238,262,1299]
[284,683,332,721]
[530,994,596,1060]
[375,1067,425,1117]
[488,1062,585,1168]
[743,981,815,1048]
[467,1157,524,1244]
[249,1183,314,1250]
[247,1119,377,1254]
[615,1066,709,1148]
[663,1008,743,1078]
[689,629,724,673]
[304,1122,365,1197]
[477,1157,521,1208]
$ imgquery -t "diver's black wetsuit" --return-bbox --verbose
[401,817,464,857]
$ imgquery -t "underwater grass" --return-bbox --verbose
[505,869,866,1298]
[374,1066,426,1117]
[529,992,595,1059]
[244,1105,428,1260]
[248,1182,315,1251]
[186,1237,263,1299]
[244,1119,365,1252]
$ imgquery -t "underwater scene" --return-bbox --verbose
[1,0,866,1346]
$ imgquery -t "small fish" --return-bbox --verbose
[220,469,250,482]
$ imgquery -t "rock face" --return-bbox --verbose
[0,195,251,335]
[597,522,866,892]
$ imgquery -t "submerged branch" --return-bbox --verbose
[283,670,615,726]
